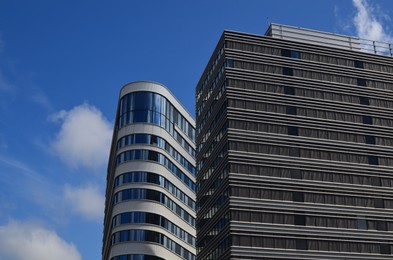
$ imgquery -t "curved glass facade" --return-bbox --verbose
[115,171,195,210]
[119,91,195,146]
[114,188,195,226]
[116,149,195,191]
[117,134,195,175]
[111,255,164,260]
[112,229,195,260]
[112,211,195,245]
[103,83,195,260]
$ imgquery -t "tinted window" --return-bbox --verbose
[375,198,384,208]
[291,169,302,179]
[288,126,299,136]
[293,192,304,202]
[283,67,294,76]
[357,78,367,86]
[354,60,364,69]
[294,215,306,225]
[368,155,379,165]
[380,244,391,254]
[359,97,369,105]
[286,106,297,115]
[365,135,375,144]
[363,115,372,124]
[285,86,295,95]
[296,239,308,250]
[282,49,301,59]
[357,217,367,229]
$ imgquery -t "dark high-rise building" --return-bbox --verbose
[196,24,393,259]
[102,81,196,260]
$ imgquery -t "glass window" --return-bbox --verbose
[226,59,234,68]
[368,155,379,165]
[380,244,391,254]
[294,215,306,225]
[357,78,367,86]
[286,106,297,115]
[296,239,308,250]
[363,115,373,125]
[152,93,162,112]
[357,217,367,229]
[375,198,385,208]
[134,92,152,110]
[285,86,295,95]
[288,126,299,136]
[281,49,291,57]
[118,92,195,143]
[377,220,387,231]
[121,213,130,224]
[291,169,302,179]
[291,50,301,59]
[354,60,364,69]
[359,97,370,105]
[283,67,294,76]
[293,192,304,202]
[365,135,376,144]
[120,230,129,242]
[371,177,381,186]
[289,147,300,157]
[282,49,301,59]
[133,111,148,122]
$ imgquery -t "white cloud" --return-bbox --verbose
[0,220,81,260]
[352,0,393,43]
[50,103,112,170]
[64,184,104,221]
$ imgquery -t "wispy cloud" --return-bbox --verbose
[49,103,112,170]
[64,184,104,221]
[0,155,37,175]
[352,0,393,43]
[0,155,60,217]
[0,220,82,260]
[31,90,53,111]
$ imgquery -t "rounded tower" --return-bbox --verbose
[102,81,196,260]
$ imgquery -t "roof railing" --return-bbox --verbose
[267,23,393,57]
[359,38,393,56]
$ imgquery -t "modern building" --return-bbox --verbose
[196,24,393,259]
[102,81,196,260]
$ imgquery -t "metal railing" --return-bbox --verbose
[267,24,393,57]
[359,38,393,56]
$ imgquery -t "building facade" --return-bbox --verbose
[196,24,393,259]
[102,81,196,260]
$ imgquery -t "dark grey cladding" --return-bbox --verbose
[196,25,393,260]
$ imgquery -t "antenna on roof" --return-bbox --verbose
[266,17,270,26]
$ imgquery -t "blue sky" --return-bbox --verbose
[0,0,392,259]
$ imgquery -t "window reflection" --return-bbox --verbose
[115,171,195,210]
[113,188,195,226]
[118,92,195,142]
[112,229,197,260]
[116,149,195,191]
[117,134,195,175]
[112,211,195,245]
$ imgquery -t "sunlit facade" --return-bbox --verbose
[102,81,196,260]
[196,24,393,259]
